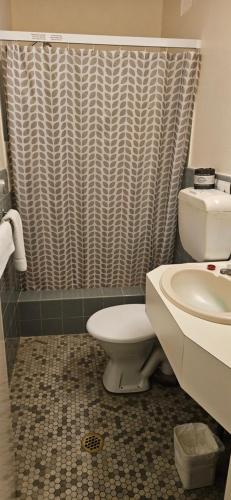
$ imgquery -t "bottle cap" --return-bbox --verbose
[207,264,216,271]
[195,168,215,175]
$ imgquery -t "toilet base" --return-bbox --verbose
[87,304,171,394]
[102,359,151,394]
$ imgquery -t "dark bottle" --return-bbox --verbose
[194,168,215,189]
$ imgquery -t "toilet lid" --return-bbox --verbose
[86,304,154,343]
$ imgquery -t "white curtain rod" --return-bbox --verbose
[0,31,201,49]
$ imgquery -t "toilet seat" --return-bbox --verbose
[86,304,154,344]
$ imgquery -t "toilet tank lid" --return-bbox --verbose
[178,188,231,212]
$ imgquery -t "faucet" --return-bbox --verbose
[220,268,231,276]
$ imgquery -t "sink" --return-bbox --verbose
[146,262,231,499]
[160,266,231,324]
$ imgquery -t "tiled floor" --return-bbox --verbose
[11,334,228,500]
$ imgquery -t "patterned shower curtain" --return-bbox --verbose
[1,45,200,289]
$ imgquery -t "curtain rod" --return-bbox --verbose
[0,30,201,49]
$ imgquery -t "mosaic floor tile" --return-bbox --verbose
[11,334,228,499]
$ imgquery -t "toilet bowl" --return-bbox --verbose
[87,303,171,393]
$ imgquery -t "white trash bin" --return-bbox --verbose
[174,423,224,489]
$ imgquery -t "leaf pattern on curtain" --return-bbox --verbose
[1,45,200,289]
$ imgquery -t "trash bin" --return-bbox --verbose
[174,423,224,489]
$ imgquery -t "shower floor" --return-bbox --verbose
[11,334,227,500]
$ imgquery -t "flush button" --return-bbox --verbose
[207,264,216,271]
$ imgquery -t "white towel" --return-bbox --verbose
[0,221,15,279]
[3,209,27,272]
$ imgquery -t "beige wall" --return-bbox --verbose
[0,0,11,173]
[0,0,11,29]
[10,0,163,37]
[162,0,208,39]
[162,0,231,174]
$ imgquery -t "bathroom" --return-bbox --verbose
[0,0,231,498]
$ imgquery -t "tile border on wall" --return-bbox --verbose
[19,286,145,336]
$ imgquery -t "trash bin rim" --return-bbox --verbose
[174,423,220,457]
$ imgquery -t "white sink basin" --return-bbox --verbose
[160,266,231,324]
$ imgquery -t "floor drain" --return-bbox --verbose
[81,432,104,454]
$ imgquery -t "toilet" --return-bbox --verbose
[87,303,172,393]
[87,187,231,394]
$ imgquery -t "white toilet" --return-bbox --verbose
[88,188,231,394]
[87,303,172,393]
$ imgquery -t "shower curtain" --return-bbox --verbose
[1,45,200,289]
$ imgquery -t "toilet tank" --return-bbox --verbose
[178,188,231,261]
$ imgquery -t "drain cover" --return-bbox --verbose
[81,432,104,454]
